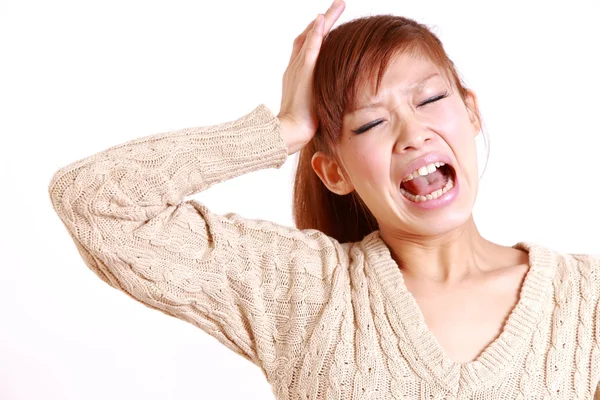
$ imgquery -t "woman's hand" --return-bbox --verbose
[278,0,346,155]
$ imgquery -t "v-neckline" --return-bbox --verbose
[362,230,557,392]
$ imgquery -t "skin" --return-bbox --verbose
[278,0,531,364]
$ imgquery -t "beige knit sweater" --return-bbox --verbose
[48,105,600,399]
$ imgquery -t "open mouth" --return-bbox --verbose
[399,162,456,203]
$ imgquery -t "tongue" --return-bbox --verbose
[402,169,447,196]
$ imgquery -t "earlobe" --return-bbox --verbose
[311,151,354,195]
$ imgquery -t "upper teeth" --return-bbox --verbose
[403,162,445,182]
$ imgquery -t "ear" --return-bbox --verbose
[464,89,482,136]
[311,151,355,195]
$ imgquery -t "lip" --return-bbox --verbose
[400,152,455,182]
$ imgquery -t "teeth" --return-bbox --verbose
[403,162,445,182]
[400,178,454,203]
[417,166,429,176]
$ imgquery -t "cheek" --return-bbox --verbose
[431,101,478,162]
[343,140,391,190]
[434,100,473,139]
[435,100,479,180]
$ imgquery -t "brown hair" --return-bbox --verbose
[292,15,484,244]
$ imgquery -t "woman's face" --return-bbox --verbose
[330,52,481,237]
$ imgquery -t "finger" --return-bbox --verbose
[299,18,317,40]
[289,18,316,63]
[322,0,345,35]
[289,1,345,65]
[302,14,324,62]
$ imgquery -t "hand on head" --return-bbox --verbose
[278,0,346,155]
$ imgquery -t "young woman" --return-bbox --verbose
[48,0,600,398]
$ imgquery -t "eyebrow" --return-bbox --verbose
[349,72,441,114]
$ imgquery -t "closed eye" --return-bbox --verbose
[419,91,449,107]
[351,119,384,134]
[351,91,449,134]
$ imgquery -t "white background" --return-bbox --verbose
[1,0,599,399]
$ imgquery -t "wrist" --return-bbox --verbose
[278,115,310,155]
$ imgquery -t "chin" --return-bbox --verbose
[392,183,476,236]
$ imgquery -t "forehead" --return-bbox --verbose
[382,55,444,89]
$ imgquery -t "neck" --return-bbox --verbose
[378,216,495,285]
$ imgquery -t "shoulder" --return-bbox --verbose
[512,243,600,348]
[546,244,599,299]
[565,252,600,296]
[517,242,600,297]
[562,252,600,344]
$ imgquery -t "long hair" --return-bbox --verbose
[293,15,484,244]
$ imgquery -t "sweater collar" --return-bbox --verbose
[361,230,558,393]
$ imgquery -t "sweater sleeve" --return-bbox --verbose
[47,104,344,376]
[595,256,600,399]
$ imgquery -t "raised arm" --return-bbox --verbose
[48,0,347,380]
[48,103,342,370]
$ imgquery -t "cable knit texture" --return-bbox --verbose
[48,105,600,399]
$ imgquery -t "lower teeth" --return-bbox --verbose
[400,178,454,203]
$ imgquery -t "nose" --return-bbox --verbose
[393,116,434,153]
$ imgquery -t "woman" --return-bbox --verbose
[48,0,600,398]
